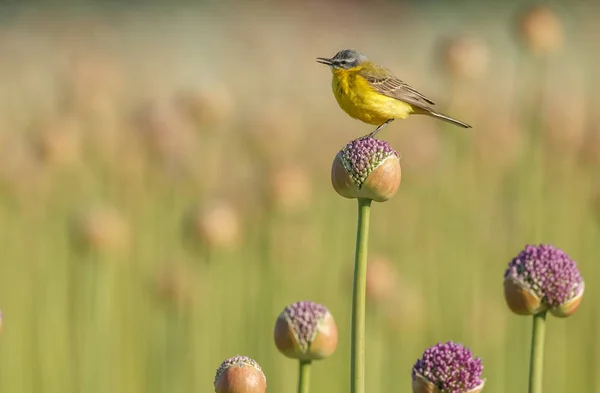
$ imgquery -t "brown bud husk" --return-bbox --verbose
[550,282,584,318]
[503,276,546,316]
[274,311,338,361]
[331,153,401,202]
[214,358,266,393]
[412,372,485,393]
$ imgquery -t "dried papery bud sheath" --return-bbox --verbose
[550,281,584,318]
[517,5,564,55]
[214,356,266,393]
[412,341,485,393]
[274,301,338,361]
[331,137,401,202]
[503,276,546,316]
[504,244,584,318]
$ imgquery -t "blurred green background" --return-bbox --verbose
[0,0,598,392]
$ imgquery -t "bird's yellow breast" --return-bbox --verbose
[331,68,414,126]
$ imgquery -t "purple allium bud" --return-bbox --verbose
[274,301,338,361]
[0,310,3,335]
[214,355,266,393]
[504,244,584,316]
[412,341,484,393]
[339,138,398,187]
[331,137,401,202]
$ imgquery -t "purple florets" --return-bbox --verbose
[412,341,483,393]
[504,244,583,307]
[282,301,329,351]
[214,355,262,388]
[339,138,398,187]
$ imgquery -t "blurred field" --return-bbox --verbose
[0,1,599,392]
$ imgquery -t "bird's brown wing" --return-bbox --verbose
[358,65,436,110]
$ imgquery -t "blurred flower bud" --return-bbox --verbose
[134,98,197,162]
[34,115,82,168]
[365,255,397,305]
[214,356,266,393]
[412,341,485,393]
[0,310,3,335]
[543,95,587,154]
[154,262,196,311]
[267,164,312,212]
[517,5,564,55]
[246,102,303,162]
[383,279,428,335]
[72,206,130,253]
[274,301,338,361]
[439,35,489,79]
[504,244,584,317]
[65,52,125,113]
[331,137,401,202]
[175,85,235,129]
[184,202,242,250]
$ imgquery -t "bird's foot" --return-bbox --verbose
[360,119,394,140]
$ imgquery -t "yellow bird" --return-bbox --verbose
[317,49,471,138]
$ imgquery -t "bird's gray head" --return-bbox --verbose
[317,49,368,69]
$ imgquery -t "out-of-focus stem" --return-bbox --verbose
[350,198,372,393]
[297,359,312,393]
[528,310,547,393]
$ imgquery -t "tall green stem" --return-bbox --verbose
[350,198,372,393]
[528,311,547,393]
[297,360,312,393]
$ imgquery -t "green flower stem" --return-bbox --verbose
[350,198,372,393]
[297,359,312,393]
[528,310,547,393]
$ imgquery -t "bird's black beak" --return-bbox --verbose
[316,57,333,66]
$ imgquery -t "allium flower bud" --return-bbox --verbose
[517,5,564,55]
[214,356,266,393]
[0,310,3,335]
[504,244,584,317]
[331,137,401,202]
[412,341,485,393]
[439,35,489,79]
[274,301,338,361]
[175,85,235,129]
[71,206,130,253]
[184,202,241,250]
[268,164,312,212]
[154,262,196,311]
[34,115,82,168]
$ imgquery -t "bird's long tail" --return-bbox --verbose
[426,111,472,128]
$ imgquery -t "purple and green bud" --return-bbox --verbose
[412,341,485,393]
[274,301,338,361]
[339,138,398,187]
[214,355,266,393]
[331,137,401,202]
[504,244,584,317]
